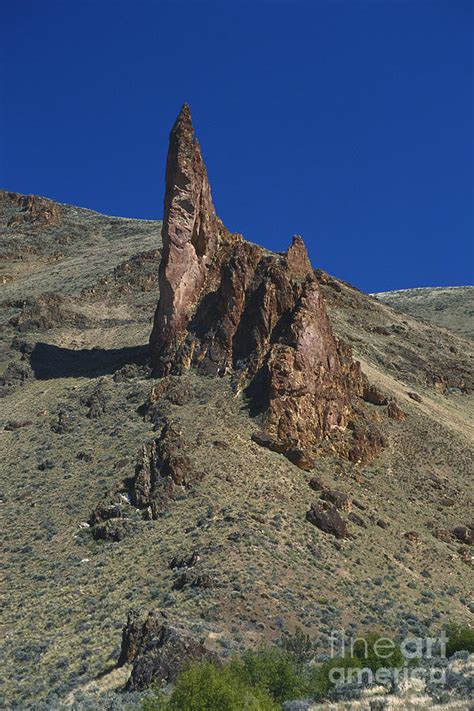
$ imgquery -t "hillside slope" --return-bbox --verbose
[373,286,474,340]
[0,189,473,709]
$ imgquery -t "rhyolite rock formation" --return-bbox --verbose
[150,105,383,463]
[4,191,61,227]
[131,420,198,519]
[118,609,217,691]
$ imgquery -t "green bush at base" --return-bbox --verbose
[445,624,474,657]
[142,661,280,711]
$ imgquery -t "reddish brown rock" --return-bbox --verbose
[387,401,406,420]
[348,421,386,464]
[363,384,389,406]
[5,192,60,226]
[149,105,383,463]
[309,477,329,492]
[118,609,163,667]
[285,448,315,471]
[150,104,228,375]
[434,528,453,543]
[348,511,367,528]
[263,279,366,451]
[407,391,422,403]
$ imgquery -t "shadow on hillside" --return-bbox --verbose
[30,342,149,380]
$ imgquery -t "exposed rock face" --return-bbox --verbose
[347,420,386,464]
[88,496,141,541]
[118,609,164,667]
[5,192,60,227]
[150,104,228,372]
[118,609,217,691]
[149,105,382,461]
[132,420,197,518]
[262,281,365,451]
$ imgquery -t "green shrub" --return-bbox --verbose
[445,624,474,657]
[280,627,315,670]
[230,647,306,703]
[142,662,279,711]
[307,656,363,700]
[351,632,404,672]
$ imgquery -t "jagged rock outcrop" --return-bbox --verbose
[4,192,60,226]
[118,609,217,691]
[150,105,382,462]
[150,104,228,371]
[132,420,197,518]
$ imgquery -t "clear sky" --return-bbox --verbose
[1,1,472,292]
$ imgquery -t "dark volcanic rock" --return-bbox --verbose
[89,501,123,527]
[320,490,352,512]
[4,419,32,431]
[132,421,197,518]
[169,550,200,570]
[306,502,349,538]
[172,571,213,591]
[348,511,367,528]
[119,609,217,691]
[149,105,383,463]
[452,525,474,545]
[92,518,137,542]
[118,609,164,667]
[308,477,329,492]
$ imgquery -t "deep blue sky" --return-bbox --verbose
[1,1,472,292]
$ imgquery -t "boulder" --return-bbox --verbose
[348,512,367,528]
[387,401,406,420]
[6,192,61,227]
[320,490,352,512]
[452,525,474,545]
[308,477,329,492]
[404,530,421,544]
[306,502,349,539]
[169,551,200,570]
[118,609,165,667]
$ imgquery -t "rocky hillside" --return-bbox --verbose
[1,108,473,709]
[373,286,474,341]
